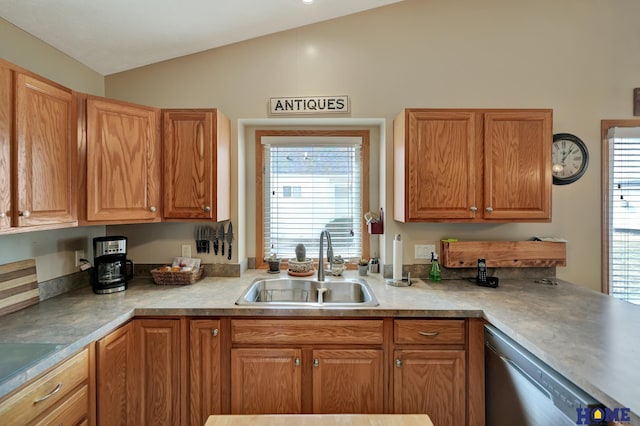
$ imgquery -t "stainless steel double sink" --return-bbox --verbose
[235,277,379,308]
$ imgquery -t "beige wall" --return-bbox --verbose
[103,0,640,291]
[0,18,105,282]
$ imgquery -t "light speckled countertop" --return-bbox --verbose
[0,270,638,422]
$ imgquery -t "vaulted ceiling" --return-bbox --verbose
[0,0,404,75]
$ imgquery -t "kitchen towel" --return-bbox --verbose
[393,234,403,281]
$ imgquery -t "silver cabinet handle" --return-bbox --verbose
[149,206,157,213]
[34,383,62,403]
[0,212,5,218]
[395,359,403,368]
[469,206,478,212]
[19,210,31,217]
[204,206,211,212]
[294,357,301,367]
[418,331,440,337]
[485,206,494,212]
[313,359,319,367]
[212,328,219,337]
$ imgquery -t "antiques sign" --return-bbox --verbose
[268,96,350,115]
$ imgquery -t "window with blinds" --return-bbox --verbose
[608,126,640,304]
[260,136,364,262]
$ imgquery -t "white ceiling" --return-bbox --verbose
[0,0,404,76]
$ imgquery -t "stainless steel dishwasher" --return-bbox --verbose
[485,325,602,426]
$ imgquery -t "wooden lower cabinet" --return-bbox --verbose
[0,347,91,426]
[229,347,383,415]
[96,318,181,426]
[312,349,383,414]
[393,349,466,426]
[229,319,385,415]
[96,322,134,425]
[93,317,483,425]
[189,319,222,426]
[231,348,302,414]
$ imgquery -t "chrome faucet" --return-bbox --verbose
[318,230,334,281]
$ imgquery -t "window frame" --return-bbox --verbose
[601,119,640,295]
[255,129,370,270]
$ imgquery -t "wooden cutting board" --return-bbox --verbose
[0,259,39,317]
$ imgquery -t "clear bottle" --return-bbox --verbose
[429,252,441,282]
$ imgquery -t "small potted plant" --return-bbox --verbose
[330,255,345,276]
[357,258,369,276]
[267,253,281,273]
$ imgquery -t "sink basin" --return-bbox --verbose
[235,278,379,307]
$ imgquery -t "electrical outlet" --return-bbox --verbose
[181,244,192,258]
[74,250,85,267]
[414,244,436,260]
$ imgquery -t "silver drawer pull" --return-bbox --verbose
[34,383,62,403]
[418,331,440,337]
[212,328,219,337]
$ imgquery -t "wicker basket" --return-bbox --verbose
[151,266,204,285]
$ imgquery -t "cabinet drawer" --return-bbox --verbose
[33,383,88,426]
[232,319,384,345]
[394,320,465,345]
[0,348,89,425]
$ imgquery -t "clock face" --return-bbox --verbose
[552,133,589,185]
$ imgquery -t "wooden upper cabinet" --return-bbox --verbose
[394,110,478,221]
[85,96,161,223]
[14,72,77,227]
[162,109,230,221]
[394,108,552,222]
[483,111,552,220]
[0,64,10,230]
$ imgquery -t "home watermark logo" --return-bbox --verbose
[576,406,631,424]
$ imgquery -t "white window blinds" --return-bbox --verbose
[608,126,640,304]
[261,136,363,261]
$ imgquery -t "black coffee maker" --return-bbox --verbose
[92,236,134,294]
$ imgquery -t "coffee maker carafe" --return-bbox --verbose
[92,236,134,294]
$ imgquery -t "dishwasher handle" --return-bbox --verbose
[497,352,553,400]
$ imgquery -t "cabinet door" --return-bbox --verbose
[483,110,552,221]
[15,73,76,227]
[397,110,478,221]
[86,97,161,222]
[96,321,134,426]
[393,349,465,426]
[0,64,10,230]
[133,319,181,426]
[231,348,302,414]
[162,109,230,221]
[312,349,383,414]
[189,319,221,426]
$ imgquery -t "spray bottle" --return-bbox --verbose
[429,252,441,282]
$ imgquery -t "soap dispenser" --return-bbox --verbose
[429,252,441,282]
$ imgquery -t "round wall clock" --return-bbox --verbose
[551,133,589,185]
